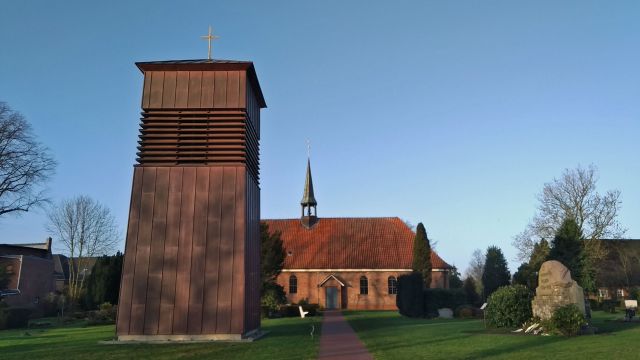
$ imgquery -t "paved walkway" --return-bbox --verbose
[318,311,373,360]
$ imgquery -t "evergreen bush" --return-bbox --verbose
[424,288,467,316]
[550,304,586,336]
[486,285,533,328]
[397,273,424,317]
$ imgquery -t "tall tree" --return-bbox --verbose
[465,249,485,296]
[84,252,123,309]
[512,165,625,262]
[462,276,481,306]
[260,222,286,311]
[482,246,510,300]
[449,267,464,289]
[0,102,56,217]
[46,196,119,302]
[412,222,432,288]
[548,217,585,287]
[260,222,285,291]
[512,238,551,291]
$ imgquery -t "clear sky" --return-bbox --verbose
[1,1,638,273]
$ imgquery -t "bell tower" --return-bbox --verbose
[117,59,266,341]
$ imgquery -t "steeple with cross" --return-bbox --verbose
[301,140,318,228]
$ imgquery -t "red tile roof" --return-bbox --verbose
[262,217,452,270]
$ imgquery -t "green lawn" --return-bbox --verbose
[0,316,320,360]
[344,310,640,359]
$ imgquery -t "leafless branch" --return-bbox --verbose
[0,102,56,217]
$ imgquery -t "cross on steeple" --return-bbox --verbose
[200,26,220,60]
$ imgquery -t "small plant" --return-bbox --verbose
[485,285,533,328]
[550,304,586,336]
[455,305,475,319]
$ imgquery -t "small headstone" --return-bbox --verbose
[437,308,453,319]
[531,260,586,320]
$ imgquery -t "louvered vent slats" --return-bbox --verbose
[136,110,259,180]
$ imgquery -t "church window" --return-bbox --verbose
[289,275,298,294]
[388,276,398,294]
[360,276,368,295]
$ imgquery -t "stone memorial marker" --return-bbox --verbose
[531,260,585,320]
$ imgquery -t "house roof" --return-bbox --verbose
[262,217,452,270]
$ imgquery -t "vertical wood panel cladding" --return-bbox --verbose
[129,168,156,334]
[162,72,177,108]
[187,71,203,108]
[187,167,209,333]
[244,172,260,332]
[202,167,223,333]
[213,72,228,108]
[175,71,190,108]
[230,168,246,333]
[201,72,215,108]
[149,72,164,109]
[216,167,236,333]
[142,75,152,109]
[173,167,196,334]
[143,168,169,334]
[158,167,182,334]
[116,168,144,334]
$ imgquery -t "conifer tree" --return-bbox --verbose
[463,276,481,306]
[482,246,510,300]
[412,222,432,289]
[548,217,585,286]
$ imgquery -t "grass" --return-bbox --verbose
[0,316,320,360]
[344,310,640,359]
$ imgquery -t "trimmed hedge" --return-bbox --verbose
[397,273,425,317]
[397,273,470,318]
[485,285,532,328]
[424,288,466,317]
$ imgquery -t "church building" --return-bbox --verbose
[263,160,452,310]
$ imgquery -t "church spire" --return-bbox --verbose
[300,158,318,228]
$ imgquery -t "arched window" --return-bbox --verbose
[388,276,398,294]
[359,276,368,295]
[289,275,298,294]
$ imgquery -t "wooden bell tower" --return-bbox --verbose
[116,59,266,341]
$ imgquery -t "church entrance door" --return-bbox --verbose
[326,287,338,309]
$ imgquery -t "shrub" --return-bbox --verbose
[86,302,116,326]
[485,285,533,328]
[601,299,618,313]
[455,305,477,319]
[424,288,467,317]
[2,307,32,329]
[0,300,7,329]
[550,304,586,336]
[629,287,640,301]
[261,283,286,317]
[396,273,424,318]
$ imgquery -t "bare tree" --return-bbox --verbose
[465,248,485,296]
[0,102,56,217]
[47,196,119,302]
[512,165,626,262]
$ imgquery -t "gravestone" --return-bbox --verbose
[531,260,585,320]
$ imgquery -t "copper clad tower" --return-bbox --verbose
[117,59,266,341]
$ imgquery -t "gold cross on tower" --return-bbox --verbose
[201,26,220,60]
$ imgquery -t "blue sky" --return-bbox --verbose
[1,1,638,273]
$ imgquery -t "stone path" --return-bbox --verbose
[318,310,373,360]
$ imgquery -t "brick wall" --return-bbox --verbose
[277,269,450,310]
